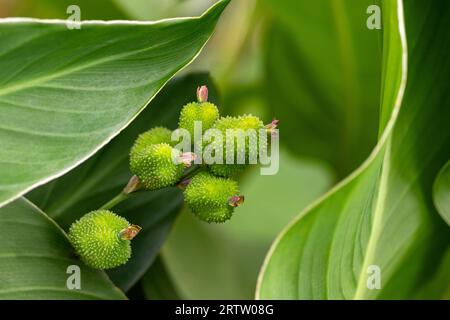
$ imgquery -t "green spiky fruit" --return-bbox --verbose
[130,127,173,161]
[208,114,266,177]
[184,172,241,223]
[179,102,219,136]
[210,163,246,178]
[130,143,184,190]
[68,210,139,270]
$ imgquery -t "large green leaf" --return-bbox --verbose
[0,198,125,299]
[433,161,450,226]
[0,0,229,207]
[257,0,450,299]
[28,73,220,292]
[261,0,381,177]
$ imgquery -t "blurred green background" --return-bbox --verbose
[0,0,383,298]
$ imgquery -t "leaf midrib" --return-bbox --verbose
[353,140,391,299]
[353,0,408,299]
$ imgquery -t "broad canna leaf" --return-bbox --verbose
[28,73,220,292]
[257,0,450,300]
[0,0,229,207]
[0,198,126,299]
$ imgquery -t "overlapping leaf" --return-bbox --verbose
[257,0,450,299]
[28,73,220,291]
[0,198,125,299]
[0,0,229,207]
[433,161,450,226]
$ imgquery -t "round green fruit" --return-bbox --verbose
[209,114,265,177]
[130,127,173,161]
[130,143,185,190]
[210,163,246,178]
[179,101,219,136]
[184,172,243,223]
[68,210,140,270]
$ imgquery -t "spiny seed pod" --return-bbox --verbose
[130,127,173,162]
[68,210,141,270]
[179,86,219,136]
[184,172,244,223]
[209,114,265,177]
[130,143,189,190]
[210,163,246,178]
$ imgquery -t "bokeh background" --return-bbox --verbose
[0,0,383,298]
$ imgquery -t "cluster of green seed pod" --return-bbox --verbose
[68,85,277,270]
[128,85,276,223]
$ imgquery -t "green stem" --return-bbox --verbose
[181,165,205,181]
[100,192,131,210]
[99,166,205,210]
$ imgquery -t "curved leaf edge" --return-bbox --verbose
[0,0,228,26]
[433,160,450,226]
[0,0,230,209]
[255,0,408,299]
[22,197,128,300]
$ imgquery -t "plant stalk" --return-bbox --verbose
[99,165,206,210]
[100,192,131,210]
